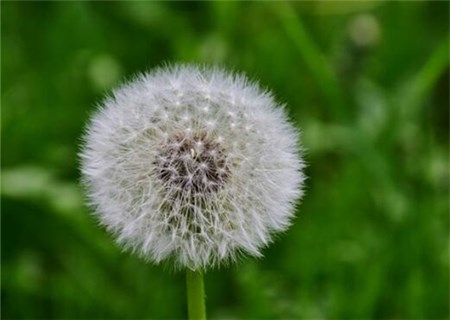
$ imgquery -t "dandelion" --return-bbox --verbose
[80,64,305,319]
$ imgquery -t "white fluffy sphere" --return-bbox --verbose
[80,65,305,270]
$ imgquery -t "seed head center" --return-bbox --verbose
[155,132,230,196]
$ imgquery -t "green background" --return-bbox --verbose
[2,1,449,319]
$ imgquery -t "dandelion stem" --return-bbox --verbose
[186,269,206,320]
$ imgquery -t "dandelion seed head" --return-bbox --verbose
[80,64,305,270]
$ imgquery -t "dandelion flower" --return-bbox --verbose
[80,64,305,271]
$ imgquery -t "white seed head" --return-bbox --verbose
[80,64,305,270]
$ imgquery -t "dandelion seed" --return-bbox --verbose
[80,64,305,271]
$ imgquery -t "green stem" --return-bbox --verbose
[186,269,206,320]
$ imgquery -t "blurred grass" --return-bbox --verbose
[1,1,449,319]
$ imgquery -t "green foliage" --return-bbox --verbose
[2,1,448,319]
